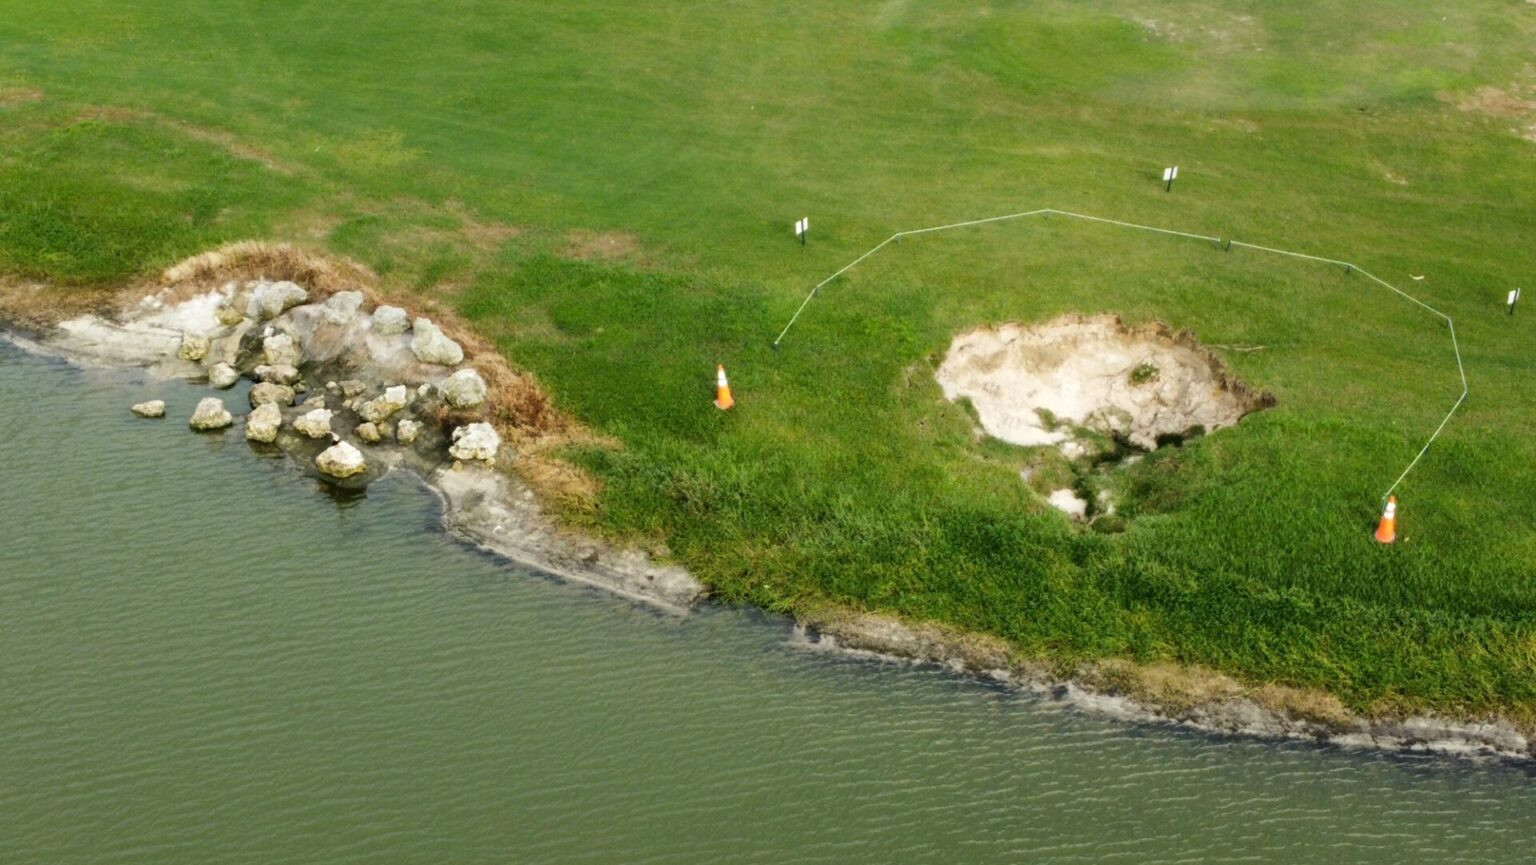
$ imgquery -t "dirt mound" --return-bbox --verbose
[936,314,1272,451]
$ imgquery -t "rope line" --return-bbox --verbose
[771,207,1467,500]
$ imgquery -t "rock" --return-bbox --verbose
[249,382,296,408]
[249,280,308,321]
[356,421,382,444]
[371,305,410,335]
[359,384,410,423]
[315,441,367,479]
[253,363,301,385]
[439,368,487,409]
[339,379,367,398]
[396,419,421,444]
[214,298,247,327]
[417,384,431,397]
[294,409,334,439]
[321,290,365,325]
[448,422,500,462]
[208,362,240,389]
[189,397,233,431]
[410,318,464,366]
[131,400,165,418]
[246,402,282,443]
[177,334,210,362]
[262,333,301,366]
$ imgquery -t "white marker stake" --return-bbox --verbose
[1163,165,1179,192]
[795,217,809,246]
[1509,288,1521,316]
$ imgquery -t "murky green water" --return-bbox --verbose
[2,342,1534,864]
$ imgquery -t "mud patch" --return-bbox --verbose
[936,314,1273,451]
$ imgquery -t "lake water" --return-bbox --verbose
[2,341,1533,864]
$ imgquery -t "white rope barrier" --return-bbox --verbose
[770,207,1468,500]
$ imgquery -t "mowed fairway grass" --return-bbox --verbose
[3,1,1535,717]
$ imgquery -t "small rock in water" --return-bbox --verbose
[359,385,410,423]
[371,305,410,335]
[396,418,421,444]
[321,290,365,325]
[249,382,297,408]
[254,363,301,385]
[417,384,430,398]
[189,397,233,431]
[208,362,240,389]
[131,400,166,418]
[339,379,368,398]
[439,368,487,409]
[293,408,334,439]
[356,421,382,444]
[448,422,500,462]
[178,334,210,362]
[246,402,282,443]
[262,333,301,366]
[410,317,464,366]
[315,441,367,479]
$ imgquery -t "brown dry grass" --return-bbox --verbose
[0,278,116,331]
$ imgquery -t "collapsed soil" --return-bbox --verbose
[936,314,1273,452]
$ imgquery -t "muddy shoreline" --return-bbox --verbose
[4,265,1530,766]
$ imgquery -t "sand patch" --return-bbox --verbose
[936,314,1272,451]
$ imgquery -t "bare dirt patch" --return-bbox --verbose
[562,229,640,261]
[936,314,1273,451]
[0,87,44,108]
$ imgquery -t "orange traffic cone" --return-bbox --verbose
[1373,496,1397,544]
[714,364,735,411]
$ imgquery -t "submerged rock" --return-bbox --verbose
[396,418,421,445]
[261,333,301,366]
[294,408,334,439]
[439,368,487,409]
[189,397,233,431]
[315,441,367,479]
[371,305,410,335]
[410,318,464,366]
[359,385,410,423]
[321,290,365,325]
[208,362,240,389]
[356,421,382,444]
[449,422,500,462]
[246,401,282,443]
[339,379,368,398]
[131,400,166,418]
[249,382,296,408]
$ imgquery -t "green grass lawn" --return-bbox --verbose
[3,0,1535,717]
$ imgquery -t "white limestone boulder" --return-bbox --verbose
[359,385,410,423]
[439,368,487,409]
[396,418,421,445]
[448,422,500,462]
[249,382,296,408]
[131,400,166,418]
[246,402,282,443]
[262,333,301,366]
[410,318,464,366]
[321,290,365,325]
[371,305,410,335]
[208,362,240,389]
[189,397,233,430]
[315,441,367,479]
[293,408,334,439]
